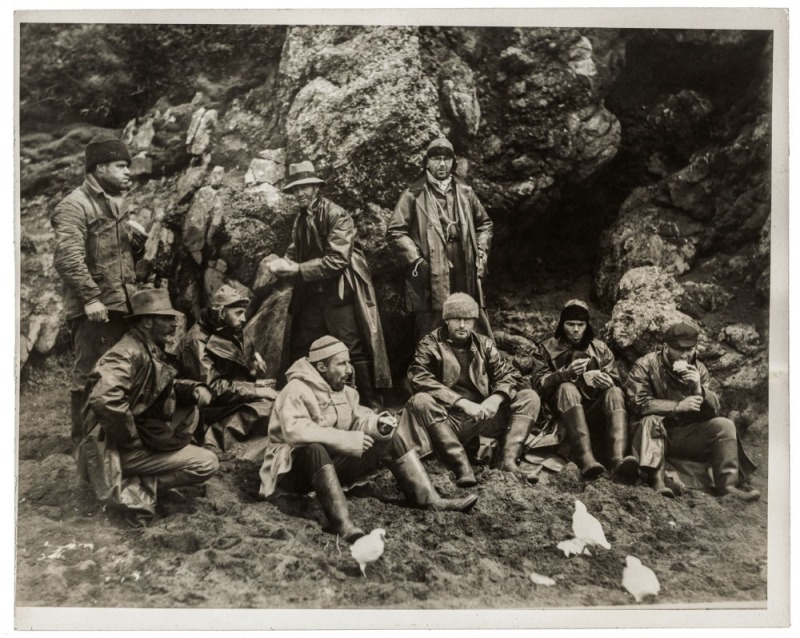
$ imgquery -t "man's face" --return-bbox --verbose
[221,306,247,331]
[317,351,352,391]
[426,154,453,180]
[291,184,319,209]
[94,160,131,194]
[563,320,587,346]
[665,344,697,364]
[146,315,179,349]
[445,317,475,344]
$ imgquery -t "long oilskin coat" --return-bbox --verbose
[285,195,391,389]
[51,175,142,320]
[624,348,756,487]
[387,174,493,312]
[178,321,273,440]
[259,357,384,498]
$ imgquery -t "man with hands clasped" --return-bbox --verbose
[405,293,542,487]
[625,322,759,501]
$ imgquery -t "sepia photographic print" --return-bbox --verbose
[12,6,789,631]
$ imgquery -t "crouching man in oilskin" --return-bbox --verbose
[259,336,477,543]
[404,293,542,488]
[178,285,277,456]
[624,322,759,501]
[79,289,219,526]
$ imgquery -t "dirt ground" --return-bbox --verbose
[15,359,768,611]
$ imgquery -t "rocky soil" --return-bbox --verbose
[17,24,773,611]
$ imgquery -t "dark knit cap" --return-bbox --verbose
[425,137,455,158]
[560,299,590,323]
[85,133,131,173]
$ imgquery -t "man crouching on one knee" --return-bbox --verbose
[625,322,760,501]
[405,293,542,487]
[259,336,477,544]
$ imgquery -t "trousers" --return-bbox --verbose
[120,443,219,492]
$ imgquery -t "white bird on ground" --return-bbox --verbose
[622,555,660,602]
[572,500,611,550]
[350,528,386,578]
[556,537,591,557]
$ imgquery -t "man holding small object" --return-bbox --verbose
[51,133,148,444]
[625,322,759,501]
[531,299,638,481]
[259,336,477,543]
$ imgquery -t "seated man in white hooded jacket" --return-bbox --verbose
[260,336,477,542]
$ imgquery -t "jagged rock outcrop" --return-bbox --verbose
[18,26,772,399]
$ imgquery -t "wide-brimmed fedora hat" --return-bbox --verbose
[282,161,327,192]
[125,288,183,318]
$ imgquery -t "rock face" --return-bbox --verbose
[18,25,772,410]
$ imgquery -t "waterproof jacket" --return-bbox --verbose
[624,349,721,426]
[387,174,493,312]
[532,337,621,403]
[178,321,268,417]
[285,195,391,388]
[51,175,142,320]
[408,327,523,407]
[85,325,204,454]
[259,357,386,498]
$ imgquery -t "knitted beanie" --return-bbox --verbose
[85,133,131,173]
[560,299,590,323]
[425,137,454,158]
[308,335,348,362]
[442,292,479,320]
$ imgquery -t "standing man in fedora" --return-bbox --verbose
[51,132,148,444]
[268,160,391,410]
[81,289,219,526]
[387,137,494,341]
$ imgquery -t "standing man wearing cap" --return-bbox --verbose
[178,285,277,456]
[625,322,759,501]
[80,289,219,525]
[51,132,148,444]
[259,336,477,543]
[268,161,390,411]
[387,137,493,340]
[531,299,638,482]
[405,293,541,487]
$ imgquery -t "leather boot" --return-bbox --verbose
[608,409,639,481]
[641,458,674,498]
[427,420,477,487]
[498,416,539,484]
[311,464,365,543]
[562,405,605,480]
[70,390,84,444]
[713,438,760,502]
[352,361,383,412]
[389,450,478,512]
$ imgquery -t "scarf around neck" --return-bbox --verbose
[426,170,453,196]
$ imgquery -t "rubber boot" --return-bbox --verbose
[389,450,478,512]
[498,416,539,484]
[311,464,365,543]
[427,420,477,487]
[352,361,383,412]
[641,458,674,498]
[713,439,760,502]
[70,390,84,445]
[608,409,639,481]
[562,405,605,480]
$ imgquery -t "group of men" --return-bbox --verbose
[50,132,759,535]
